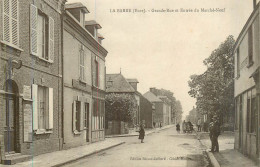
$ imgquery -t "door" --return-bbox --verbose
[85,103,89,142]
[4,95,16,153]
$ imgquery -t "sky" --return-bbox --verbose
[67,0,253,117]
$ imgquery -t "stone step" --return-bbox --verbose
[2,153,32,165]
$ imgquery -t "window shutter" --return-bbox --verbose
[48,88,53,129]
[49,17,54,63]
[83,50,86,82]
[30,4,38,56]
[11,0,19,46]
[32,84,38,130]
[72,101,76,132]
[3,0,11,43]
[80,102,84,131]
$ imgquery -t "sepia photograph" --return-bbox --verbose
[0,0,259,166]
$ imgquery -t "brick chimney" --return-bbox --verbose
[254,0,257,9]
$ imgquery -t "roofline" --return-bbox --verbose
[64,11,108,56]
[233,3,260,53]
[65,3,89,13]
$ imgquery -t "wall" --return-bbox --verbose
[0,0,64,156]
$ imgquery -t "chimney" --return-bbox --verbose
[150,87,156,93]
[254,0,257,9]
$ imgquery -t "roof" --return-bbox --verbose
[143,91,162,102]
[126,79,139,83]
[65,2,89,13]
[106,74,136,93]
[85,20,102,29]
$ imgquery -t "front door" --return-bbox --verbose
[85,103,89,142]
[4,95,16,153]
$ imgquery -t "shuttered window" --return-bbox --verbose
[30,4,54,62]
[73,100,85,132]
[3,0,19,46]
[32,84,54,132]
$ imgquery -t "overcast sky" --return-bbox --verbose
[67,0,253,117]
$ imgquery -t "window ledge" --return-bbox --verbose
[73,130,82,135]
[31,54,53,64]
[247,61,254,68]
[34,129,53,135]
[1,40,24,52]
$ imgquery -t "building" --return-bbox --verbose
[62,2,107,148]
[0,0,66,164]
[234,1,260,162]
[105,74,153,134]
[143,88,172,127]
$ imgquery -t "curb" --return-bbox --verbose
[205,151,220,167]
[52,141,125,167]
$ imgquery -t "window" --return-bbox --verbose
[92,99,105,130]
[3,0,19,46]
[93,58,99,87]
[30,4,54,62]
[236,48,240,78]
[75,101,81,131]
[37,12,48,59]
[79,46,86,82]
[32,84,53,132]
[248,25,253,66]
[246,89,256,133]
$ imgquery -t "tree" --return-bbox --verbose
[105,93,137,123]
[188,35,235,123]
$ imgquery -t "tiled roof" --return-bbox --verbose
[106,74,135,93]
[85,20,102,29]
[143,91,162,102]
[65,3,89,13]
[126,79,139,83]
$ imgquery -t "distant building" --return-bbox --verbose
[143,88,172,127]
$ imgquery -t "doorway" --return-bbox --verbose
[4,80,19,154]
[85,103,89,142]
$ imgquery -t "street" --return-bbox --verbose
[64,127,210,167]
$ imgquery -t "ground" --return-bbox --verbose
[63,127,210,167]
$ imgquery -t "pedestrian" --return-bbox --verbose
[182,120,186,133]
[138,124,145,143]
[159,121,162,128]
[153,122,156,128]
[209,115,221,152]
[176,123,180,133]
[197,119,201,132]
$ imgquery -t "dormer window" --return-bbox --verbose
[65,3,89,27]
[85,20,102,40]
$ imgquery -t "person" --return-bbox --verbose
[153,122,156,128]
[197,119,201,132]
[159,121,162,128]
[182,120,186,133]
[138,124,145,143]
[187,120,193,133]
[176,123,180,133]
[209,115,221,152]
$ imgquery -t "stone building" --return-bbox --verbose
[62,2,107,148]
[0,0,66,164]
[234,1,260,162]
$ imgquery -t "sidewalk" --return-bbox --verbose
[199,132,257,167]
[0,138,125,167]
[105,124,175,138]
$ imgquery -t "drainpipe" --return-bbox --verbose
[61,8,65,149]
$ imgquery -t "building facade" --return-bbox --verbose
[63,2,107,149]
[234,2,260,162]
[0,0,66,163]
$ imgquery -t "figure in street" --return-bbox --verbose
[197,118,201,132]
[159,121,162,128]
[182,120,186,133]
[139,124,145,143]
[209,115,221,152]
[176,123,180,133]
